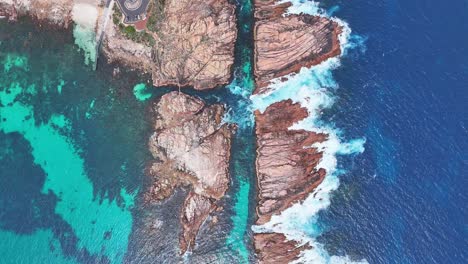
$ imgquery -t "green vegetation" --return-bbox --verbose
[112,4,155,46]
[112,4,123,24]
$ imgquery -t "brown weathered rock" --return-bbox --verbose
[254,233,312,263]
[255,100,327,224]
[102,11,154,73]
[0,0,73,27]
[146,91,232,254]
[104,0,237,90]
[252,1,344,262]
[254,100,327,263]
[150,0,237,90]
[253,0,342,93]
[179,192,215,253]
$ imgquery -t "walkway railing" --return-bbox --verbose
[94,0,115,70]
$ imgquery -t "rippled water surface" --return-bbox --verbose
[315,0,468,263]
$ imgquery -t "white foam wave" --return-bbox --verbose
[222,81,255,130]
[277,0,323,16]
[250,1,368,263]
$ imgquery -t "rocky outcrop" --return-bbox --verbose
[255,100,327,225]
[1,0,237,90]
[102,16,154,73]
[253,100,327,263]
[179,192,216,253]
[146,91,233,254]
[252,1,344,262]
[253,0,342,93]
[104,0,237,90]
[0,0,73,27]
[254,233,312,263]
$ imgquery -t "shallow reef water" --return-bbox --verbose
[0,1,257,261]
[0,19,152,263]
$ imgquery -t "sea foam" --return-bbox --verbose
[250,1,367,263]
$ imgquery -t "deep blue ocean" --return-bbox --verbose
[318,0,468,263]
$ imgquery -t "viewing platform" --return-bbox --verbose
[116,0,150,24]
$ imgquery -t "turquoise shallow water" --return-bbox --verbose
[0,0,257,260]
[0,19,154,263]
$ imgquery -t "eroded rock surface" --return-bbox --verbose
[102,17,154,73]
[146,91,232,254]
[254,100,327,263]
[0,0,73,27]
[179,192,215,253]
[253,0,342,93]
[255,100,327,225]
[104,0,237,90]
[252,1,344,261]
[254,233,312,263]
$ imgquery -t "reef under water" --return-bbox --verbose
[0,19,154,263]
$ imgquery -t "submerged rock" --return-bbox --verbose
[146,91,233,254]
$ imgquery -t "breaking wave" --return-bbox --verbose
[250,1,368,263]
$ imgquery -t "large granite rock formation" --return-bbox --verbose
[253,100,327,263]
[104,0,237,90]
[254,233,312,263]
[252,1,343,262]
[0,0,73,27]
[146,91,232,254]
[255,100,327,225]
[253,0,342,93]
